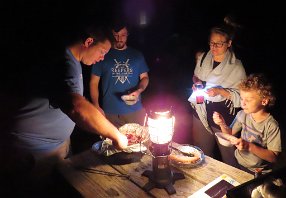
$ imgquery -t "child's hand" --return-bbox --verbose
[213,111,226,126]
[233,138,250,151]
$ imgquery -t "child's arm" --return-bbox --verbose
[212,111,232,134]
[234,139,279,163]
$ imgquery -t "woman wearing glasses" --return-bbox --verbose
[188,20,246,167]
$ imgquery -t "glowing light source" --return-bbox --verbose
[147,111,175,144]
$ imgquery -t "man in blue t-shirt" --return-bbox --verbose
[0,25,128,196]
[90,23,149,127]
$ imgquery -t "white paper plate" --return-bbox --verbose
[169,144,205,168]
[91,123,149,156]
[121,95,138,105]
[215,132,238,147]
[118,123,149,146]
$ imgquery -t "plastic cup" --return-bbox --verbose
[196,95,204,104]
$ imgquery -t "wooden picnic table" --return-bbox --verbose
[57,142,253,197]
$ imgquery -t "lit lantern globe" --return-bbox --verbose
[147,111,175,144]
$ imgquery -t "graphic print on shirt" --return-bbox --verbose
[241,124,262,145]
[111,59,133,85]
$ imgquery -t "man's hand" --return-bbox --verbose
[95,105,105,117]
[112,132,128,150]
[129,90,140,99]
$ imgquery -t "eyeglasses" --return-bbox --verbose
[209,41,227,48]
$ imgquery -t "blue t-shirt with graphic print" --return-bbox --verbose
[1,48,83,152]
[91,47,149,114]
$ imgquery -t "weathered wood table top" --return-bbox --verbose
[57,142,253,197]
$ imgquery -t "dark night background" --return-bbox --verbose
[0,1,285,196]
[1,0,286,152]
